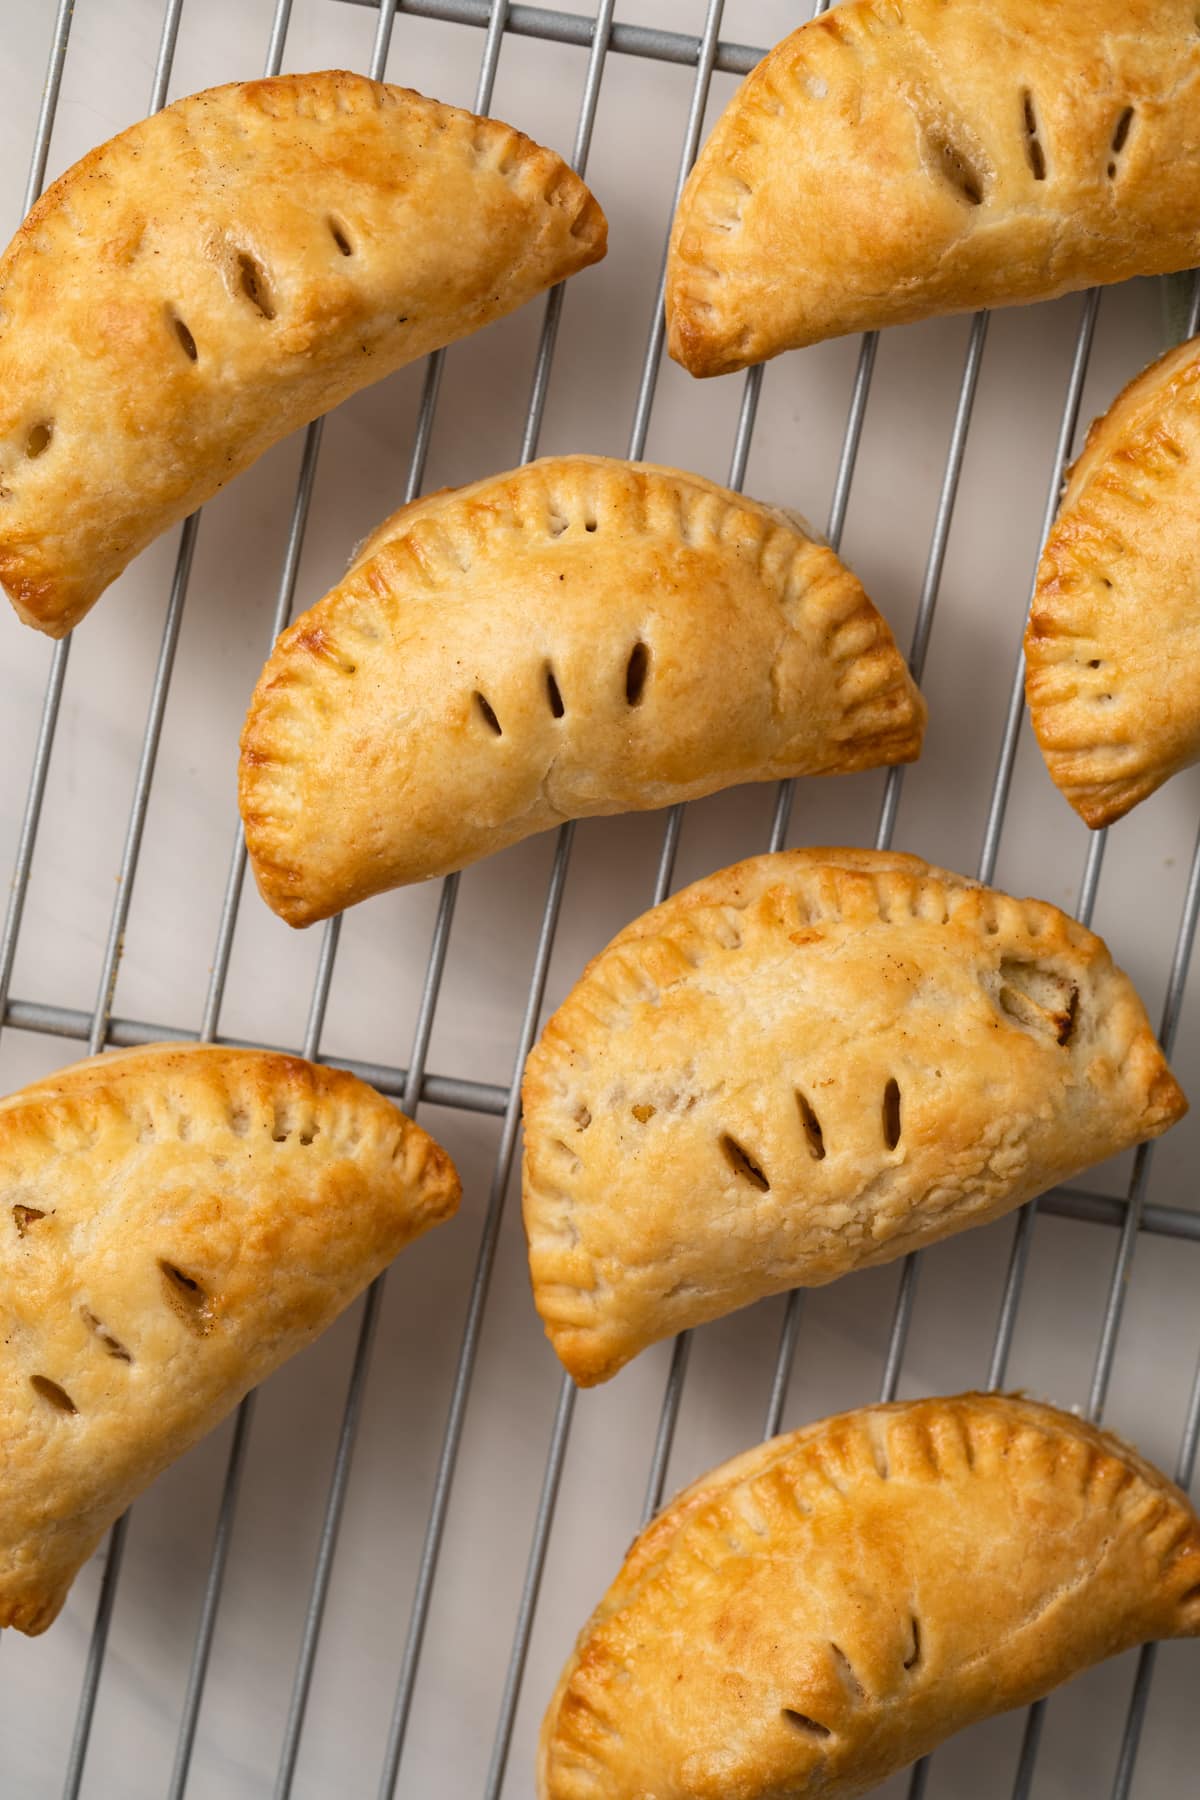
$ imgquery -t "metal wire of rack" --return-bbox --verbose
[2,2,1199,1797]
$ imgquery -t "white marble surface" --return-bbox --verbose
[1,1,1198,1795]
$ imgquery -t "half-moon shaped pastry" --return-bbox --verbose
[0,1043,459,1634]
[0,72,606,636]
[666,0,1200,375]
[522,848,1184,1385]
[239,457,925,927]
[1027,335,1200,827]
[540,1393,1200,1799]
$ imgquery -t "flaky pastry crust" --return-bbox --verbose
[0,1043,459,1634]
[522,849,1184,1385]
[239,457,925,927]
[539,1393,1200,1799]
[0,71,605,635]
[667,0,1200,375]
[1027,334,1200,827]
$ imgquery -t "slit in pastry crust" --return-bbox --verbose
[667,0,1200,373]
[0,71,606,635]
[539,1392,1200,1799]
[0,1042,459,1635]
[240,456,925,926]
[522,848,1185,1385]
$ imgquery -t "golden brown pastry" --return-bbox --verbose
[239,457,925,927]
[1027,335,1200,827]
[0,71,606,636]
[540,1392,1200,1799]
[523,849,1184,1386]
[0,1043,459,1634]
[666,0,1200,376]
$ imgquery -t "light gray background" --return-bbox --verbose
[1,2,1198,1796]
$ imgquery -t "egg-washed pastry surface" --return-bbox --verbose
[539,1392,1200,1799]
[1027,334,1200,827]
[522,849,1184,1385]
[667,0,1200,375]
[0,1043,460,1635]
[240,456,925,927]
[0,70,606,636]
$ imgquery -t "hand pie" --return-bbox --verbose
[1027,335,1200,827]
[0,1043,459,1635]
[239,456,925,927]
[666,0,1200,375]
[539,1392,1200,1799]
[522,848,1184,1385]
[0,72,605,636]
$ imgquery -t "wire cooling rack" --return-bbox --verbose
[2,2,1199,1796]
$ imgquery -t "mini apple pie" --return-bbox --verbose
[667,0,1200,375]
[0,71,606,636]
[239,456,925,926]
[0,1043,459,1635]
[1027,336,1200,827]
[539,1392,1200,1799]
[522,848,1184,1385]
